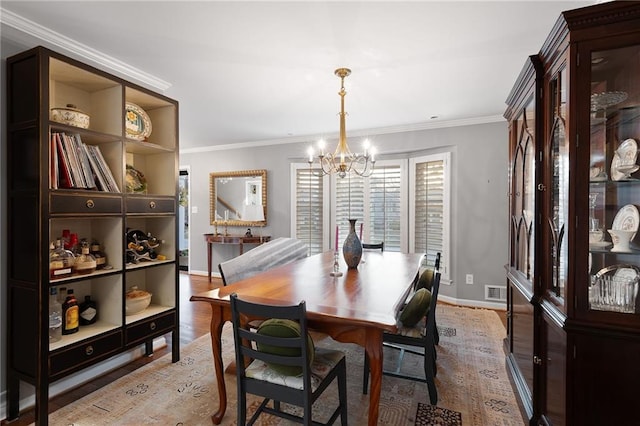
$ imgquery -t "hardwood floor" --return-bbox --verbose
[2,273,507,425]
[2,273,219,426]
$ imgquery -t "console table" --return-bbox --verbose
[204,234,271,282]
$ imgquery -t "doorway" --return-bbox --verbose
[179,169,189,271]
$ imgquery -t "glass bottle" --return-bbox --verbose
[73,241,97,275]
[49,239,73,279]
[62,289,79,335]
[90,241,107,270]
[79,295,97,325]
[49,287,62,342]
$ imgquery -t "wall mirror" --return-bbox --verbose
[209,169,267,226]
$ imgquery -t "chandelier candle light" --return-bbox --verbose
[307,68,376,178]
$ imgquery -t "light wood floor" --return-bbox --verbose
[3,272,506,425]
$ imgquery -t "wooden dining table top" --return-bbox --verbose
[192,250,425,331]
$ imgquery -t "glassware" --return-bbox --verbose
[330,250,343,277]
[74,241,97,275]
[49,239,73,279]
[49,287,62,342]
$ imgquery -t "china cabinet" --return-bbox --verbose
[6,46,179,425]
[505,2,640,425]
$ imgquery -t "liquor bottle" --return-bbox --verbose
[90,241,107,270]
[49,239,73,279]
[49,287,62,342]
[68,233,79,254]
[79,295,97,325]
[73,241,97,275]
[62,289,79,335]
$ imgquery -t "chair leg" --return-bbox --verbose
[237,391,247,425]
[434,318,440,345]
[338,362,348,426]
[362,351,369,395]
[424,345,438,405]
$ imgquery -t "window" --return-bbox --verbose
[333,161,407,251]
[410,153,450,280]
[291,152,450,281]
[290,164,329,255]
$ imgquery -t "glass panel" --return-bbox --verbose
[415,160,445,261]
[549,68,569,306]
[588,44,640,315]
[511,97,537,280]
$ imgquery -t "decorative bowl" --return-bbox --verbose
[608,229,635,253]
[51,104,90,129]
[125,286,152,315]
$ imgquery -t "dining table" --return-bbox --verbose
[190,250,424,425]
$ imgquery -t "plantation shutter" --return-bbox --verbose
[294,167,323,255]
[334,164,403,251]
[414,159,445,266]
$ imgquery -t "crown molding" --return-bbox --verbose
[1,7,171,92]
[180,114,505,154]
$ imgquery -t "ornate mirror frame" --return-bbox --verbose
[209,169,267,227]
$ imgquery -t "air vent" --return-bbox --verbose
[485,285,507,302]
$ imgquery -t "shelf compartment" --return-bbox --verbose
[50,274,123,351]
[50,217,124,275]
[49,57,122,137]
[125,216,176,264]
[125,150,176,196]
[125,87,177,151]
[125,263,177,325]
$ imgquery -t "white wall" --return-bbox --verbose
[180,120,509,304]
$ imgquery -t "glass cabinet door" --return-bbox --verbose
[511,97,537,282]
[586,42,640,319]
[547,67,569,311]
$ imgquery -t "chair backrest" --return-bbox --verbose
[362,242,384,251]
[424,254,442,341]
[229,294,314,388]
[219,237,308,285]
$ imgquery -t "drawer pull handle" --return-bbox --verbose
[149,201,157,209]
[85,345,94,356]
[150,322,157,331]
[86,199,95,209]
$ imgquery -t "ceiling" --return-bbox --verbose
[1,1,598,152]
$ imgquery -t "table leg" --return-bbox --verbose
[207,242,212,283]
[208,304,227,424]
[365,329,383,426]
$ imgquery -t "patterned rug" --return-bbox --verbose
[36,305,522,425]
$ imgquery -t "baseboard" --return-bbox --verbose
[439,294,507,311]
[188,269,217,278]
[0,337,167,421]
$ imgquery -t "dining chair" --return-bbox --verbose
[362,253,441,405]
[361,242,384,251]
[229,293,348,426]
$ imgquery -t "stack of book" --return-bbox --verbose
[51,132,120,192]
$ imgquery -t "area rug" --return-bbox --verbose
[37,305,522,425]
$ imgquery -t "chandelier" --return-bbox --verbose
[307,68,376,178]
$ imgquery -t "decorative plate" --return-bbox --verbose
[612,204,640,239]
[615,138,638,165]
[125,164,147,193]
[125,102,152,141]
[610,153,638,181]
[590,91,628,112]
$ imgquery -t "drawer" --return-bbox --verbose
[126,197,175,214]
[49,331,122,379]
[50,193,122,214]
[125,311,176,346]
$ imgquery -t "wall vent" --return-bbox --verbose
[485,285,507,302]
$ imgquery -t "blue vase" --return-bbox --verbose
[342,219,363,269]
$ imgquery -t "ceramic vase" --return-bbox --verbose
[342,219,363,268]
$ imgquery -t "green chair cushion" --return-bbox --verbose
[416,268,435,291]
[256,318,314,376]
[399,288,432,327]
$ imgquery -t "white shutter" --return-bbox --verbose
[333,163,404,252]
[292,166,324,255]
[410,152,450,276]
